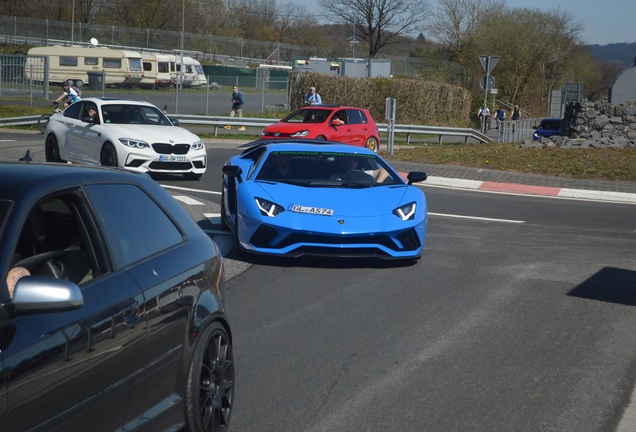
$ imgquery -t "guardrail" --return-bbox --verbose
[0,114,493,144]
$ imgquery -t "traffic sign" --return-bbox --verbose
[480,75,495,90]
[479,56,499,74]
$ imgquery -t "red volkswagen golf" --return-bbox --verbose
[260,105,381,152]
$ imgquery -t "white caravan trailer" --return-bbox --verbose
[26,45,143,87]
[175,56,207,87]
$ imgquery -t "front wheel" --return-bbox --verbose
[185,322,235,432]
[100,142,118,167]
[45,134,65,162]
[37,114,51,134]
[315,135,326,140]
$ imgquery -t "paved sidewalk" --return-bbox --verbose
[389,160,636,204]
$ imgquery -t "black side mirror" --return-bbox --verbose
[407,171,427,185]
[222,165,244,183]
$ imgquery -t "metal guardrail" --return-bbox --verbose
[0,114,493,144]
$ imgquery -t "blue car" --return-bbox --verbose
[221,140,428,259]
[533,118,564,140]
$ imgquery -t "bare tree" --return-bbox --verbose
[318,0,431,58]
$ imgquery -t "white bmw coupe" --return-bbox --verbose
[44,97,207,179]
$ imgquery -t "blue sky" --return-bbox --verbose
[294,0,634,46]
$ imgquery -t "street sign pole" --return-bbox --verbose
[479,55,499,134]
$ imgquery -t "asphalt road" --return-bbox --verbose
[2,131,636,431]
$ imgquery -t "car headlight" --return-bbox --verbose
[393,202,416,221]
[191,140,204,150]
[291,130,310,137]
[119,138,149,149]
[255,197,285,217]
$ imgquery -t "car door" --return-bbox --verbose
[329,109,357,145]
[0,189,149,431]
[345,109,370,146]
[82,182,200,426]
[65,102,102,164]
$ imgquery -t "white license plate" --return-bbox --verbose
[159,155,187,162]
[290,204,334,216]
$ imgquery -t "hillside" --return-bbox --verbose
[589,42,636,68]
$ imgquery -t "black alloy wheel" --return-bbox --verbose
[186,322,235,432]
[100,142,118,167]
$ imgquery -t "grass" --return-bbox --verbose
[2,104,634,182]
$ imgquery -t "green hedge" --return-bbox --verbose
[290,71,472,126]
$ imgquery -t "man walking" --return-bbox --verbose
[226,85,245,130]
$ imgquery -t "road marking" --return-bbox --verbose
[429,212,525,224]
[172,195,204,205]
[161,184,221,195]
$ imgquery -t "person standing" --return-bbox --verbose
[304,86,322,106]
[478,106,490,133]
[511,105,521,120]
[226,85,245,130]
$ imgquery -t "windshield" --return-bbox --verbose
[282,109,330,124]
[255,151,402,187]
[101,104,172,125]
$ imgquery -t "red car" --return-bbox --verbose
[260,105,381,152]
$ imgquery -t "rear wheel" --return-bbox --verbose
[365,137,379,152]
[100,142,118,167]
[185,322,235,432]
[45,134,64,162]
[37,114,51,134]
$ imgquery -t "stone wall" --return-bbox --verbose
[526,101,636,148]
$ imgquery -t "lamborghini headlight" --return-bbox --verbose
[255,197,285,217]
[393,202,416,221]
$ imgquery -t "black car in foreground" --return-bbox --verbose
[0,162,234,431]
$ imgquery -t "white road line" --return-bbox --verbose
[161,184,221,195]
[172,195,204,205]
[428,212,525,224]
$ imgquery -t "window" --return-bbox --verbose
[103,58,122,69]
[84,57,99,66]
[63,102,82,119]
[158,62,169,73]
[60,56,79,67]
[346,109,367,125]
[143,62,153,72]
[84,184,183,268]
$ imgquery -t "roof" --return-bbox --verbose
[0,162,147,201]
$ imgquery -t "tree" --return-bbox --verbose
[317,0,431,58]
[427,0,504,87]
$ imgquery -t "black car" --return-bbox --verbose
[0,162,234,431]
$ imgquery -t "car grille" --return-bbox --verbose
[152,143,191,155]
[263,132,293,138]
[148,161,193,170]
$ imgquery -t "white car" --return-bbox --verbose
[44,98,206,179]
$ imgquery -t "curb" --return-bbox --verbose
[421,175,636,204]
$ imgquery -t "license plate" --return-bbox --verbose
[159,155,187,162]
[290,204,334,216]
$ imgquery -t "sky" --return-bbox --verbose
[293,0,635,46]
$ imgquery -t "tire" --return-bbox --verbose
[45,134,64,163]
[100,142,118,167]
[37,114,51,134]
[365,136,379,152]
[185,322,235,432]
[315,135,326,140]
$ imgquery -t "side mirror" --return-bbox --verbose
[222,165,244,183]
[169,117,180,126]
[12,276,83,314]
[407,171,427,185]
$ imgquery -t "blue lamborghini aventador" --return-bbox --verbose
[221,140,428,259]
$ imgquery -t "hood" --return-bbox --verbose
[100,124,201,143]
[254,181,408,217]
